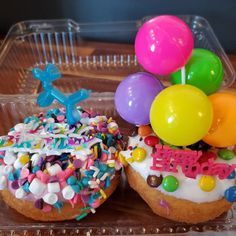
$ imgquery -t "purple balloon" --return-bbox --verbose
[115,72,164,125]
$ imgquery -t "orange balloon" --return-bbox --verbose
[203,92,236,147]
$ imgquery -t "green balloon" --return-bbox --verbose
[170,48,224,95]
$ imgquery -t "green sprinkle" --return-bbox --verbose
[76,212,88,221]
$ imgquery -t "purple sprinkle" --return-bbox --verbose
[73,159,83,169]
[68,138,75,145]
[11,180,19,190]
[54,160,62,167]
[38,157,44,167]
[46,155,56,162]
[160,199,170,215]
[34,198,44,209]
[49,176,58,183]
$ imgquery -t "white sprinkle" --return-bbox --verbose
[14,123,25,132]
[47,182,60,193]
[14,158,24,169]
[43,193,58,205]
[4,153,16,165]
[100,173,109,181]
[90,208,96,214]
[3,165,13,175]
[96,179,100,184]
[47,164,62,176]
[31,153,40,166]
[90,166,100,178]
[29,178,46,196]
[62,185,75,200]
[108,146,117,154]
[15,188,27,199]
[106,160,115,164]
[0,176,7,190]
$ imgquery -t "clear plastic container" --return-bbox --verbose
[0,16,236,235]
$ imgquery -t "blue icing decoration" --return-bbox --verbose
[224,186,236,202]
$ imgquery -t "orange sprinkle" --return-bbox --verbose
[138,125,152,137]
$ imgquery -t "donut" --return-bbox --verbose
[0,107,124,221]
[120,125,236,223]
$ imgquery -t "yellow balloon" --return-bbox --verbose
[150,84,213,146]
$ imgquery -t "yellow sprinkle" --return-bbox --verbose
[93,146,98,159]
[126,157,134,163]
[108,163,115,168]
[100,189,107,199]
[43,169,49,174]
[118,153,129,166]
[107,117,113,123]
[33,143,41,149]
[19,154,30,165]
[75,146,83,151]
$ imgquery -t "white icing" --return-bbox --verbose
[121,135,236,203]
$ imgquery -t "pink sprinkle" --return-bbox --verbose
[101,153,108,162]
[86,159,94,169]
[57,171,66,181]
[72,194,79,204]
[68,138,75,145]
[57,115,65,122]
[81,112,89,118]
[42,204,52,213]
[27,174,36,183]
[36,170,43,179]
[69,200,75,208]
[64,168,74,179]
[91,199,100,209]
[60,181,67,189]
[40,173,50,184]
[21,168,30,178]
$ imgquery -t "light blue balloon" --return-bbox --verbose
[32,64,91,125]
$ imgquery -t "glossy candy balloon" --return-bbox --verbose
[115,72,163,125]
[203,93,236,147]
[150,84,213,146]
[171,49,224,95]
[135,15,194,75]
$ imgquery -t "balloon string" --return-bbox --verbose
[181,67,186,85]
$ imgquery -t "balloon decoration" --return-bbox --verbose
[150,84,213,146]
[171,49,224,95]
[135,15,194,75]
[203,93,236,147]
[114,15,235,148]
[115,72,163,125]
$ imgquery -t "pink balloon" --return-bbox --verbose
[135,15,194,75]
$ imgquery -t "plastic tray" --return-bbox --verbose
[0,15,235,95]
[0,16,236,235]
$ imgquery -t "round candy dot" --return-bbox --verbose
[224,186,236,202]
[162,175,179,192]
[199,175,216,192]
[138,125,152,137]
[227,170,236,179]
[144,135,159,147]
[132,147,147,162]
[147,175,163,188]
[218,149,234,160]
[198,151,217,164]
